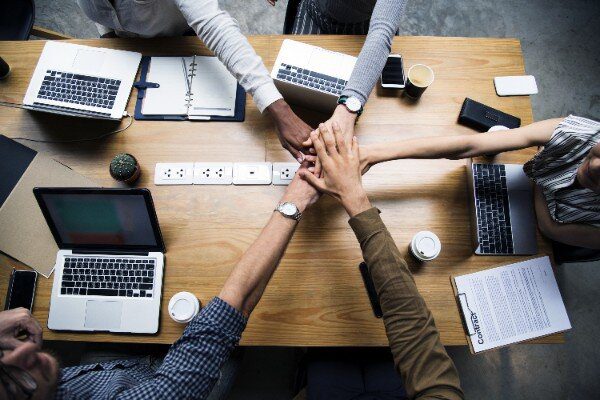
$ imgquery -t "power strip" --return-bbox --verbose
[154,162,298,186]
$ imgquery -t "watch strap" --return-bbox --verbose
[274,202,302,221]
[337,95,363,116]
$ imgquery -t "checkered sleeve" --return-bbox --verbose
[116,297,247,399]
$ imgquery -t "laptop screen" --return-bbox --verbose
[34,189,164,252]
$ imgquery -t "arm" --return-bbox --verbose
[174,0,312,160]
[120,168,319,399]
[300,123,463,399]
[361,118,562,172]
[534,186,600,249]
[342,0,408,107]
[302,0,408,156]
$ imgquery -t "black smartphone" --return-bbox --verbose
[380,54,406,89]
[359,262,383,318]
[4,269,37,311]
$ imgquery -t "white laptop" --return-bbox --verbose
[34,188,165,334]
[23,42,141,120]
[271,39,357,112]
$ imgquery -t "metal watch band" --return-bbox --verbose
[274,202,302,221]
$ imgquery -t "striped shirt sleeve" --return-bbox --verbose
[523,115,600,227]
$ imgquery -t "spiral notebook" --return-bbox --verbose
[133,55,245,121]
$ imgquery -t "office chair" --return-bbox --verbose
[0,0,71,41]
[552,241,600,264]
[283,0,301,34]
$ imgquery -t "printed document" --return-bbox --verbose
[454,256,571,353]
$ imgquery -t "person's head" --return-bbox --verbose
[0,342,59,400]
[576,142,600,193]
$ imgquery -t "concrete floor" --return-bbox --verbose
[34,0,600,399]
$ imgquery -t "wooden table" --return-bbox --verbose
[0,36,562,346]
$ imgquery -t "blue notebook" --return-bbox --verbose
[133,56,245,121]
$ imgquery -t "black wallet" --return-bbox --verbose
[458,98,521,132]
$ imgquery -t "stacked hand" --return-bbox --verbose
[0,308,42,350]
[299,122,371,217]
[280,161,321,213]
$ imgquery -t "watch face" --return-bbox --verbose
[280,203,297,216]
[346,97,361,112]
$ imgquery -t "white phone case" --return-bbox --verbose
[494,75,538,96]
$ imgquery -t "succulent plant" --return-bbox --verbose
[110,153,140,184]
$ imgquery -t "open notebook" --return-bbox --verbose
[134,56,245,121]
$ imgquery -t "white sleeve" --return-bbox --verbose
[173,0,282,112]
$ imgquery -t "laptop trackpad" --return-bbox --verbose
[73,49,104,73]
[84,300,122,330]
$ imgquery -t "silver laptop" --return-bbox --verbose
[466,160,537,255]
[23,41,141,120]
[271,39,357,112]
[34,188,165,334]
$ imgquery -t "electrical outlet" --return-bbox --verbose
[233,162,272,185]
[154,163,194,185]
[193,162,234,185]
[272,163,300,185]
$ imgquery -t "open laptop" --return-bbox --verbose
[466,160,538,255]
[23,42,141,120]
[34,188,165,333]
[271,39,357,112]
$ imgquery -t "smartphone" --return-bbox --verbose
[494,75,538,96]
[358,262,383,318]
[4,269,37,311]
[380,54,406,89]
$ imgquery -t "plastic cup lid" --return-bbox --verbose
[413,231,441,259]
[168,292,199,322]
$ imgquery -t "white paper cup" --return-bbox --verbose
[488,125,509,132]
[409,231,441,262]
[168,292,200,323]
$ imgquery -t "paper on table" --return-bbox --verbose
[142,56,192,116]
[454,256,571,353]
[188,57,237,117]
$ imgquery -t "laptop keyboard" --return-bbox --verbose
[473,164,514,254]
[60,256,156,298]
[277,63,347,96]
[37,70,120,110]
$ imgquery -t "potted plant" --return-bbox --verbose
[110,153,141,184]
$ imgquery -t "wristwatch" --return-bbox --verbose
[337,95,363,117]
[274,202,302,221]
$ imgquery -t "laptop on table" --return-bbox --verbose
[271,39,357,112]
[23,41,141,120]
[34,188,165,334]
[466,160,538,255]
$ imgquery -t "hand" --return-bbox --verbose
[280,162,321,213]
[358,144,373,175]
[0,308,43,350]
[299,122,372,217]
[302,105,357,150]
[302,104,358,172]
[267,99,313,162]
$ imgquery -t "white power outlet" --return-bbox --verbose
[272,163,300,185]
[233,162,272,185]
[193,162,234,185]
[154,163,194,185]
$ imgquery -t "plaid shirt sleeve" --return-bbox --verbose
[116,297,247,399]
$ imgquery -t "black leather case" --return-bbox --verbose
[458,98,521,132]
